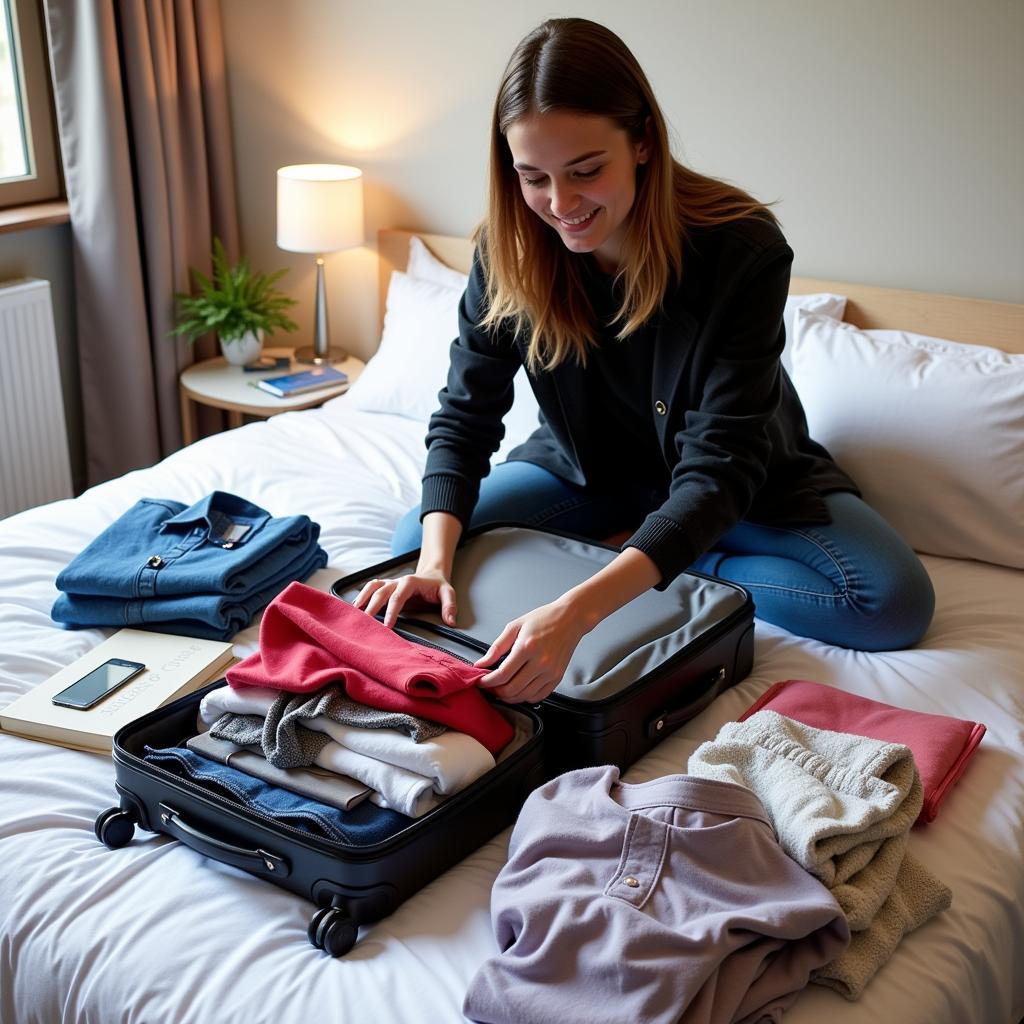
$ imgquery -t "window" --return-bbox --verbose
[0,0,60,208]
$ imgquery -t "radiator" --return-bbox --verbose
[0,278,73,518]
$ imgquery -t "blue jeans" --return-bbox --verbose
[143,745,411,846]
[393,462,935,652]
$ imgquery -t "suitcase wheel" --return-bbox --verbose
[95,807,135,849]
[308,906,358,957]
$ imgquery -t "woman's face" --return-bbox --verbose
[506,109,649,273]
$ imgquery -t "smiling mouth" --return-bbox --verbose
[556,208,600,227]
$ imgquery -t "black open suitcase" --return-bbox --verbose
[97,686,545,956]
[95,524,753,956]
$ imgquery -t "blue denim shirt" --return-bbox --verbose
[143,745,411,845]
[56,492,325,599]
[52,540,326,640]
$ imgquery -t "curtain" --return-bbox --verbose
[45,0,240,485]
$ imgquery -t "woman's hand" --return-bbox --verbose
[473,547,662,705]
[352,568,458,629]
[475,597,588,704]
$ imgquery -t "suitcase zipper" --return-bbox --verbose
[390,621,479,664]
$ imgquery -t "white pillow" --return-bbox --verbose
[347,270,459,422]
[791,310,1024,568]
[407,235,470,293]
[348,266,541,453]
[781,293,847,373]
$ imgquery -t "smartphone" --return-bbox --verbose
[51,658,147,710]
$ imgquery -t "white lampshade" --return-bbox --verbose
[276,163,364,254]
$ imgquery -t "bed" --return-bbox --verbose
[1,229,1022,1024]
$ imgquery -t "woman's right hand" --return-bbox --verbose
[352,567,458,630]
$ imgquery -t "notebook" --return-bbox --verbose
[0,629,235,753]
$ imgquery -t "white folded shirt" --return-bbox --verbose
[199,685,495,798]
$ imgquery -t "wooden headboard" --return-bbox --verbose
[379,228,1024,353]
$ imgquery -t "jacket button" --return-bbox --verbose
[623,876,641,888]
[147,555,164,568]
[654,400,667,415]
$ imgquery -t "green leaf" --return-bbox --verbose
[170,236,300,344]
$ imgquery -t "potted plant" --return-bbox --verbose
[172,238,299,365]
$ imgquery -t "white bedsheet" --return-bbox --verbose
[1,397,1022,1024]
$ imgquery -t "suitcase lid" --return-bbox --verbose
[333,525,750,704]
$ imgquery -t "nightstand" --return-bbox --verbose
[178,347,365,445]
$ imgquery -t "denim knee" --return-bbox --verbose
[846,559,936,652]
[391,506,424,557]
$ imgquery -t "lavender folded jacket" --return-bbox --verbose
[464,766,849,1024]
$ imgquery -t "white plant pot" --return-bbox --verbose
[220,330,264,366]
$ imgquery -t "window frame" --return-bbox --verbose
[0,0,61,208]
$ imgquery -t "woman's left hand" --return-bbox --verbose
[475,598,588,704]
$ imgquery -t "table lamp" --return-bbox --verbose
[276,163,364,364]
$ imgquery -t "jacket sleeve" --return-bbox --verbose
[420,249,523,526]
[625,240,793,587]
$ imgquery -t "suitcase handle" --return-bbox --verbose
[158,803,291,878]
[645,667,727,739]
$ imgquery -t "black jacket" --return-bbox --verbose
[421,215,858,586]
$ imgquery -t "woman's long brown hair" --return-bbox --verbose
[476,17,778,371]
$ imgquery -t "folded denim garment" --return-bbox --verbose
[227,582,514,755]
[740,679,986,823]
[56,492,325,599]
[51,492,328,641]
[52,543,327,641]
[143,744,410,845]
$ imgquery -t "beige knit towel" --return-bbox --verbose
[688,710,951,997]
[813,851,952,999]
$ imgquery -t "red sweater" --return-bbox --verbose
[227,582,513,754]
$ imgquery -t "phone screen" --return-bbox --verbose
[51,658,147,710]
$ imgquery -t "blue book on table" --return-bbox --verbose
[255,366,348,398]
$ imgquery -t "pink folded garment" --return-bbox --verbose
[740,679,986,824]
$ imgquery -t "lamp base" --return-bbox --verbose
[294,345,348,365]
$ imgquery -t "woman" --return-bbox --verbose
[355,18,934,704]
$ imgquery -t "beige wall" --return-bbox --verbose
[220,0,1024,360]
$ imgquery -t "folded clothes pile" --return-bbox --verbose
[146,579,520,826]
[463,679,977,1018]
[688,709,953,999]
[197,683,512,818]
[51,492,327,641]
